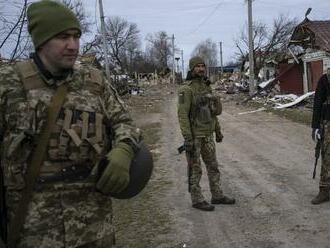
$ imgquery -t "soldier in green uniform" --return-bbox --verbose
[177,56,235,211]
[311,69,330,204]
[0,1,142,247]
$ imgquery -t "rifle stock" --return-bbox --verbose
[185,150,193,193]
[178,144,193,192]
[313,126,324,179]
[313,139,321,179]
[177,145,185,154]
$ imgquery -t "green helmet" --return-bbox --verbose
[189,56,205,70]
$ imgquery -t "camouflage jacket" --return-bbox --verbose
[177,77,221,140]
[0,60,141,247]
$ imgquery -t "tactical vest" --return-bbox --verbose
[188,79,222,136]
[8,60,111,188]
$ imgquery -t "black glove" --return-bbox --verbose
[215,131,223,143]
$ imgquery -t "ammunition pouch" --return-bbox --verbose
[209,94,222,116]
[195,96,212,124]
[195,93,222,123]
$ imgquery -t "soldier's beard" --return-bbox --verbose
[192,71,205,78]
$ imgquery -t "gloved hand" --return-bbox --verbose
[215,131,223,143]
[96,142,134,194]
[184,138,194,152]
[312,128,321,142]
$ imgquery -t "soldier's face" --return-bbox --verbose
[192,63,206,77]
[38,29,80,73]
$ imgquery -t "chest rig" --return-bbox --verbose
[15,60,111,185]
[190,81,222,127]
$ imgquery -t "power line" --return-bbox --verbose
[188,1,224,35]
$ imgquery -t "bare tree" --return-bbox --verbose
[100,16,140,72]
[81,35,102,55]
[0,0,30,60]
[124,37,142,74]
[191,38,218,68]
[0,0,92,60]
[235,14,298,77]
[145,31,173,72]
[57,0,92,33]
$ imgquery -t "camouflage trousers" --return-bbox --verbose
[15,184,115,248]
[320,123,330,188]
[185,135,223,204]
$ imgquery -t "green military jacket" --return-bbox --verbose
[177,77,220,140]
[0,60,141,247]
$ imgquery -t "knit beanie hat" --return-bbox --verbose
[27,0,81,48]
[189,56,205,70]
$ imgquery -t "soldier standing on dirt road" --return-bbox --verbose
[0,1,143,247]
[177,56,235,211]
[311,69,330,205]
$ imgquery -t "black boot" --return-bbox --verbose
[311,187,330,205]
[211,195,236,205]
[192,201,215,211]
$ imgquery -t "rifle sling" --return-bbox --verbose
[7,84,68,248]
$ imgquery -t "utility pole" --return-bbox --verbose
[172,34,175,84]
[98,0,111,81]
[219,41,223,77]
[181,49,184,79]
[248,0,255,95]
[175,57,180,73]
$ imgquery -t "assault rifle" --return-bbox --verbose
[177,145,185,154]
[313,127,324,179]
[313,139,321,179]
[178,143,193,192]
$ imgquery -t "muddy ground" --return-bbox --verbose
[112,83,330,248]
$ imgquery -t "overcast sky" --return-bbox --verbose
[1,0,329,68]
[82,0,328,67]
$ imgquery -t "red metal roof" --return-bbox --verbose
[290,19,330,52]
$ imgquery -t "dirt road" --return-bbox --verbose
[115,85,330,248]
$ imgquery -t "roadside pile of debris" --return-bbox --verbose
[217,77,315,111]
[113,74,172,96]
[253,91,314,109]
[253,77,314,110]
[215,79,249,93]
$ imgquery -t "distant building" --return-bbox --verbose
[289,18,330,93]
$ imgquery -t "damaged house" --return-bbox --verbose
[283,17,330,94]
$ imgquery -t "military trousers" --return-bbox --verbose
[16,185,115,248]
[320,123,330,188]
[186,135,223,204]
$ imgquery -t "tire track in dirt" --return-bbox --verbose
[161,89,330,248]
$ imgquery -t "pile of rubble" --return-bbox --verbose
[216,77,315,110]
[253,91,314,109]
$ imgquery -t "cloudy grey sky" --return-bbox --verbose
[82,0,328,67]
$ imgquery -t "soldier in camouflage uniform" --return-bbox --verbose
[177,56,235,211]
[0,1,141,247]
[311,69,330,204]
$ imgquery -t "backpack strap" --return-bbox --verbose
[7,84,68,248]
[16,60,46,91]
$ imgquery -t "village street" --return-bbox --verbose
[114,84,330,248]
